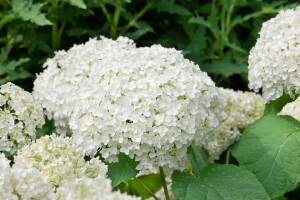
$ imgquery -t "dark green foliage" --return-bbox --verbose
[1,0,298,90]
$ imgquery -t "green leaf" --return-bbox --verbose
[0,57,32,84]
[172,164,270,200]
[188,16,211,29]
[235,115,300,198]
[35,118,55,139]
[201,55,247,77]
[120,174,162,199]
[62,0,87,9]
[264,94,294,116]
[107,153,138,188]
[187,143,208,177]
[125,22,154,40]
[155,0,191,15]
[11,0,52,26]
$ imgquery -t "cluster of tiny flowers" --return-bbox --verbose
[56,176,141,200]
[204,88,265,161]
[0,153,54,199]
[0,82,45,153]
[279,96,300,120]
[33,36,223,172]
[14,135,107,188]
[248,5,300,102]
[1,152,140,199]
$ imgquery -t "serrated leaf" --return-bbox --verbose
[107,153,138,188]
[11,0,51,26]
[235,115,300,198]
[62,0,87,9]
[172,164,270,200]
[264,94,294,116]
[187,143,208,177]
[120,174,162,199]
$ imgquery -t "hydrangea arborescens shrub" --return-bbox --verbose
[14,135,107,188]
[33,36,224,172]
[248,5,300,102]
[0,82,45,153]
[204,88,265,161]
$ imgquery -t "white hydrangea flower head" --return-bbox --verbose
[0,153,54,200]
[14,135,107,188]
[56,176,141,200]
[33,36,223,172]
[279,96,300,120]
[11,163,55,200]
[248,5,300,102]
[0,82,45,153]
[0,153,17,200]
[205,88,265,161]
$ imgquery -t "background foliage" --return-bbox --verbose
[0,0,298,91]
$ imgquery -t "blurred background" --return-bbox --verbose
[0,0,298,91]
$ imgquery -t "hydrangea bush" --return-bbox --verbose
[4,4,300,198]
[33,36,224,172]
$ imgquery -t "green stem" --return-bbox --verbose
[100,3,112,23]
[51,0,59,50]
[225,149,230,165]
[225,0,236,35]
[110,0,121,38]
[0,15,16,29]
[159,167,170,200]
[119,2,152,35]
[57,21,66,45]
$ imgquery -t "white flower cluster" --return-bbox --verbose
[0,153,54,199]
[279,96,300,120]
[56,176,140,200]
[0,82,45,153]
[248,5,300,102]
[1,151,140,200]
[205,88,265,161]
[14,135,107,187]
[33,36,223,172]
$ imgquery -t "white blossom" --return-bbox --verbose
[56,176,141,200]
[248,5,300,102]
[33,36,223,172]
[14,135,107,188]
[0,82,45,153]
[0,153,54,200]
[0,153,17,200]
[205,88,265,161]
